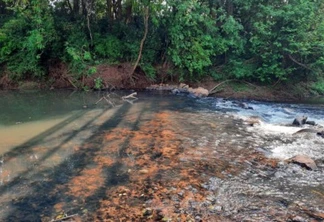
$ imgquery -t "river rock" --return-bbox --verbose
[171,88,180,94]
[238,102,253,110]
[139,169,149,174]
[244,116,262,126]
[305,120,315,126]
[288,155,318,170]
[179,83,189,89]
[317,130,324,138]
[188,87,209,97]
[292,116,308,126]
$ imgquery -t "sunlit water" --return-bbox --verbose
[0,90,324,221]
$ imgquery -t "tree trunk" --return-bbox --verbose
[116,0,122,20]
[73,0,79,14]
[129,7,149,79]
[106,0,113,20]
[125,0,133,24]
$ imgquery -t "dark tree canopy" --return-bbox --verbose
[0,0,323,87]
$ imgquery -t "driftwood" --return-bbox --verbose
[122,92,138,104]
[209,79,258,95]
[95,94,115,107]
[51,213,78,222]
[122,92,137,100]
[95,92,138,106]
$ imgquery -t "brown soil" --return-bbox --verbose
[0,62,306,102]
[48,62,153,90]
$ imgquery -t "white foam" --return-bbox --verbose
[245,119,324,160]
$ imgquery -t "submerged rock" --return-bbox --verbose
[287,155,318,170]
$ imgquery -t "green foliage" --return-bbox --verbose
[0,0,324,87]
[65,43,96,80]
[311,80,324,95]
[166,0,215,79]
[234,0,324,82]
[94,77,103,90]
[141,63,156,80]
[225,59,255,80]
[94,35,124,62]
[0,0,56,79]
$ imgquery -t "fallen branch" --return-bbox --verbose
[95,94,115,107]
[51,213,78,222]
[209,79,258,95]
[95,92,138,107]
[64,76,78,89]
[123,98,138,105]
[209,79,234,94]
[122,92,137,100]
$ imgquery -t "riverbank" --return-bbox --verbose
[0,63,316,102]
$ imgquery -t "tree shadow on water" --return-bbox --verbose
[1,103,139,221]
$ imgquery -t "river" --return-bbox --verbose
[0,90,323,221]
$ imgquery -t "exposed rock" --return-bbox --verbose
[179,83,189,89]
[317,130,324,138]
[238,102,253,110]
[293,128,324,138]
[292,128,318,135]
[147,84,208,97]
[188,87,209,97]
[287,155,318,170]
[244,116,262,126]
[292,116,308,126]
[142,208,153,216]
[139,169,149,174]
[171,88,180,94]
[305,120,316,126]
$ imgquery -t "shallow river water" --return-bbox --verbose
[0,90,324,221]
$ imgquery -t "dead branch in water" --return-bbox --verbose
[122,92,137,100]
[51,213,78,222]
[122,92,138,104]
[95,94,115,107]
[95,92,138,106]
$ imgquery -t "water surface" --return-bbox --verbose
[0,90,324,221]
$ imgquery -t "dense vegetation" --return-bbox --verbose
[0,0,324,89]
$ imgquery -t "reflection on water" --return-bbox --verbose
[0,90,324,221]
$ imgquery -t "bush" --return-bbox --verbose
[311,80,324,94]
[94,35,124,62]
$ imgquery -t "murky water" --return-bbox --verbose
[0,90,324,221]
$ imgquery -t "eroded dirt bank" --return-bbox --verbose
[0,63,310,102]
